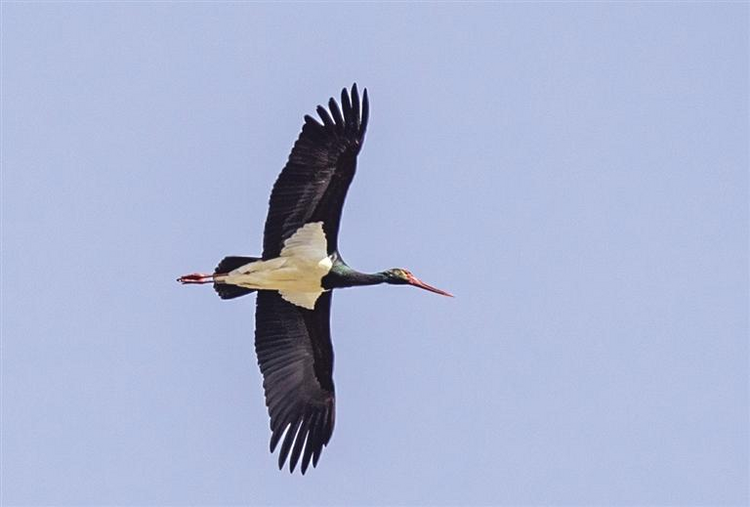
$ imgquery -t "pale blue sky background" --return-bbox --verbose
[2,2,748,506]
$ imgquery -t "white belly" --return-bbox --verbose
[222,256,331,292]
[217,222,332,309]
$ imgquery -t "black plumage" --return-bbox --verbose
[262,84,368,258]
[255,291,335,474]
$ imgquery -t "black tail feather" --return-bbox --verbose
[213,256,259,300]
[215,256,259,274]
[214,284,256,300]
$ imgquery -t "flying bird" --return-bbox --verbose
[178,84,451,474]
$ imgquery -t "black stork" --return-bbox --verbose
[178,84,452,474]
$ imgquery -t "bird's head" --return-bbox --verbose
[382,268,453,297]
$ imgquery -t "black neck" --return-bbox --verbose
[343,270,387,287]
[322,264,387,290]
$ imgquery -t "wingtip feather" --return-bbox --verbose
[328,97,344,131]
[316,105,334,128]
[360,88,369,138]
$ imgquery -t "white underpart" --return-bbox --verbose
[218,222,332,310]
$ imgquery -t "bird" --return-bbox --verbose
[178,84,451,474]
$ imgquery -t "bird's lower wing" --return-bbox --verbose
[254,290,335,474]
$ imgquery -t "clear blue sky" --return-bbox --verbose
[2,3,747,506]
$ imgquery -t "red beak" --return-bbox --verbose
[406,274,453,297]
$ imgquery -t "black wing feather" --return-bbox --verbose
[328,98,345,132]
[262,84,369,258]
[255,290,335,474]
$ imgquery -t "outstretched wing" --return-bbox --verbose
[254,290,336,474]
[262,84,369,258]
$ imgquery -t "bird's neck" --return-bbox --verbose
[343,270,388,287]
[322,263,387,289]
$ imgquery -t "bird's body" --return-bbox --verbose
[179,85,451,474]
[216,222,333,309]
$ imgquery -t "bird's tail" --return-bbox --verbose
[213,256,260,300]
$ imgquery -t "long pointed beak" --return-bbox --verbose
[407,275,453,297]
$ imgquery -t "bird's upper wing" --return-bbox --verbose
[254,290,336,474]
[262,84,369,258]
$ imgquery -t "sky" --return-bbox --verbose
[1,2,748,506]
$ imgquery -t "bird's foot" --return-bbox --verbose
[177,272,214,284]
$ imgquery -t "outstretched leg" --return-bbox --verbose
[177,272,214,284]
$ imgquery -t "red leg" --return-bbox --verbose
[177,272,214,284]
